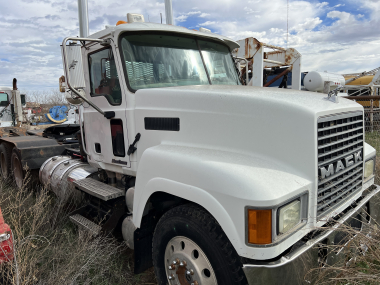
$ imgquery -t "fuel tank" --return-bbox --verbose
[39,156,96,203]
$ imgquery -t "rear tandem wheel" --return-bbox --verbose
[0,143,12,179]
[11,147,24,189]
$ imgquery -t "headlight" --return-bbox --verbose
[364,159,375,179]
[278,200,301,235]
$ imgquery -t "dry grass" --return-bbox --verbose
[304,213,380,285]
[0,179,156,285]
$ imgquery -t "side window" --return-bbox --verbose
[88,48,122,105]
[0,93,8,106]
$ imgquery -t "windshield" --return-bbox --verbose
[120,33,240,91]
[198,39,240,85]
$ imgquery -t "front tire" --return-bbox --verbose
[152,204,248,285]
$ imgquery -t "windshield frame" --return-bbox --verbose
[118,31,240,93]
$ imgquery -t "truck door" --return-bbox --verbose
[0,91,13,126]
[83,44,130,169]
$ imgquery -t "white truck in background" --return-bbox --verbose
[0,79,25,128]
[36,9,380,285]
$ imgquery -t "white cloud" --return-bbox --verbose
[316,1,329,8]
[175,15,188,22]
[0,0,379,90]
[198,21,216,26]
[327,10,353,22]
[244,7,258,14]
[187,11,201,15]
[175,10,201,22]
[292,17,322,32]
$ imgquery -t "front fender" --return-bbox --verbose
[133,144,312,259]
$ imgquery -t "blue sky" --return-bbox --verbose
[0,0,379,91]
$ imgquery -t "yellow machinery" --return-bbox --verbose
[344,69,380,108]
[345,75,374,86]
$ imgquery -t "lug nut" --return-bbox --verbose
[168,274,174,280]
[180,260,187,267]
[190,269,194,275]
[173,260,177,265]
[168,265,174,270]
[186,270,191,275]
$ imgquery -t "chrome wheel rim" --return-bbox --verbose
[12,155,23,189]
[164,236,217,285]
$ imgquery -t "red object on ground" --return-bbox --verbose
[0,207,13,263]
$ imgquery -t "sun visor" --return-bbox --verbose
[111,23,240,51]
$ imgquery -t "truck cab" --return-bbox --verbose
[0,84,26,128]
[47,15,380,285]
[0,87,18,127]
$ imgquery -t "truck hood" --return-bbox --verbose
[135,85,363,182]
[146,85,359,115]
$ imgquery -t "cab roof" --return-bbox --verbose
[0,87,12,91]
[88,22,240,50]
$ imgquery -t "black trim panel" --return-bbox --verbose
[144,117,180,131]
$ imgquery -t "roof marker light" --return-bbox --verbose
[116,20,127,26]
[199,27,211,33]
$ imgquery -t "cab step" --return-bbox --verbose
[69,214,101,236]
[73,178,124,201]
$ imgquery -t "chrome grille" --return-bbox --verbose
[317,111,364,218]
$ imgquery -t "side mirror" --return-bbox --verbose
[61,43,86,90]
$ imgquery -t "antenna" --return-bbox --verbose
[287,0,289,49]
[160,13,162,24]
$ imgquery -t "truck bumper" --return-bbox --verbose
[243,183,380,285]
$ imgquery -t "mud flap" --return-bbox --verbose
[134,213,158,274]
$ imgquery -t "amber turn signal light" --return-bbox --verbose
[116,20,127,26]
[247,209,272,244]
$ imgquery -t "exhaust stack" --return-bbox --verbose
[78,0,89,37]
[165,0,174,25]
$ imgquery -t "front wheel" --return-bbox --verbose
[152,204,248,285]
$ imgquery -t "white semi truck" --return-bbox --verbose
[36,14,380,285]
